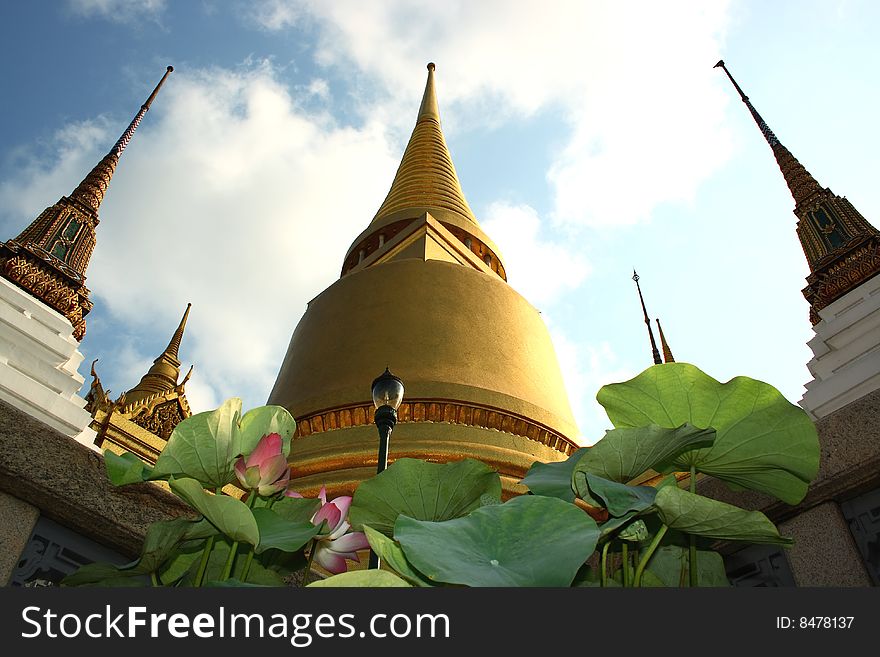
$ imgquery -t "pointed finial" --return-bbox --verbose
[142,65,174,111]
[164,302,191,361]
[656,318,675,363]
[180,364,194,387]
[715,59,823,208]
[714,59,778,146]
[632,270,662,365]
[70,65,173,214]
[418,61,440,123]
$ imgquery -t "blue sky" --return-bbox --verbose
[1,0,878,444]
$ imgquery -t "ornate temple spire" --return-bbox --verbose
[371,63,477,225]
[68,66,173,215]
[714,60,822,207]
[656,319,675,363]
[0,66,173,339]
[123,303,191,406]
[632,270,662,365]
[716,60,880,324]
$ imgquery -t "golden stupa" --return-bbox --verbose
[269,64,579,498]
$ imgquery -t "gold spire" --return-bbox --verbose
[164,301,191,361]
[371,63,477,225]
[656,319,675,363]
[716,60,880,324]
[0,66,173,340]
[123,303,191,405]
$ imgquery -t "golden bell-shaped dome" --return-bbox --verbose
[268,64,579,497]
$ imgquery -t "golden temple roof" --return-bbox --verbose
[371,63,478,226]
[124,302,191,405]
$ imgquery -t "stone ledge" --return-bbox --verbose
[0,398,192,559]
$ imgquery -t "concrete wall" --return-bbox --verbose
[0,398,192,584]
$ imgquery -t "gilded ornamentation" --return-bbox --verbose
[0,248,89,339]
[803,236,880,324]
[84,359,110,414]
[131,399,185,440]
[295,398,578,456]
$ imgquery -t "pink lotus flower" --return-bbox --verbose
[233,433,290,497]
[306,486,370,574]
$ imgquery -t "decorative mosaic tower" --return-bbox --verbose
[717,60,880,417]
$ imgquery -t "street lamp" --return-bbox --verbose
[370,367,404,474]
[368,367,404,569]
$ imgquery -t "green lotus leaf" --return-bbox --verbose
[596,512,639,542]
[642,545,730,587]
[597,363,819,504]
[350,458,501,536]
[395,495,599,587]
[654,485,793,545]
[104,450,155,485]
[178,538,285,586]
[62,517,216,586]
[521,448,588,502]
[152,398,244,488]
[618,519,650,543]
[239,405,296,458]
[576,473,657,517]
[307,570,411,587]
[362,525,436,587]
[252,508,320,554]
[169,477,259,546]
[574,424,715,484]
[268,496,321,524]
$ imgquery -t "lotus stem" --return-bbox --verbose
[220,541,240,581]
[194,535,215,587]
[600,542,610,588]
[634,524,668,587]
[237,493,259,583]
[302,538,317,587]
[622,543,630,587]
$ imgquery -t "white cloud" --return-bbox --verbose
[481,201,589,307]
[67,0,167,24]
[250,0,734,227]
[247,0,302,31]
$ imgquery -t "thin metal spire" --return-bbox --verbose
[632,270,662,365]
[656,318,675,363]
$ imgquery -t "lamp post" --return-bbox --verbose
[368,367,404,569]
